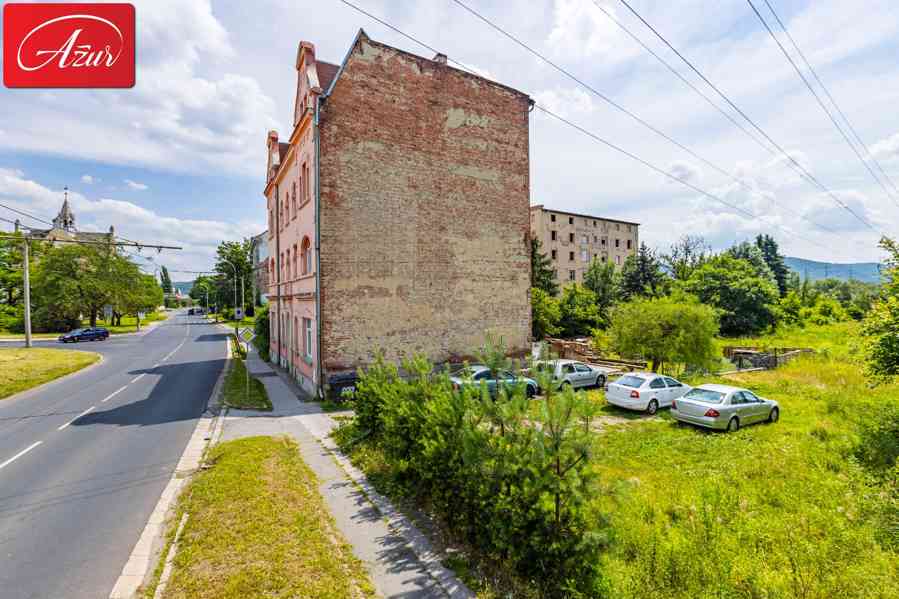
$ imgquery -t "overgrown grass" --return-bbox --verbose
[720,320,860,360]
[222,358,271,411]
[595,325,899,599]
[154,436,375,599]
[0,348,100,399]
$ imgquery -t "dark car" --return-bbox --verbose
[188,308,195,315]
[58,327,110,343]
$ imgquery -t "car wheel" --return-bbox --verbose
[526,385,536,399]
[727,417,740,432]
[595,374,606,388]
[768,407,779,423]
[646,399,659,415]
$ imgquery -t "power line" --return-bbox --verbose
[746,0,899,209]
[0,203,54,227]
[613,0,884,236]
[336,0,833,253]
[449,0,836,234]
[757,0,899,201]
[0,233,182,249]
[586,0,838,235]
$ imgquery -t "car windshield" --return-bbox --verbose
[684,388,725,404]
[68,329,84,334]
[616,375,646,388]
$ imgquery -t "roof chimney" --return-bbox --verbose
[433,53,447,65]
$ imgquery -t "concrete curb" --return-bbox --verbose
[313,421,475,599]
[108,332,231,599]
[151,513,189,599]
[1,351,105,404]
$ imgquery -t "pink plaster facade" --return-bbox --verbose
[264,41,331,395]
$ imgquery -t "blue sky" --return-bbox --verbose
[2,0,899,274]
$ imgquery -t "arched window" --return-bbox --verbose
[292,243,298,277]
[291,182,297,217]
[301,237,311,275]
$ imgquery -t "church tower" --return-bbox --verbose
[52,187,75,231]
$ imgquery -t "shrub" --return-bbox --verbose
[347,343,607,597]
[252,305,270,362]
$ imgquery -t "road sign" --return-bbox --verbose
[234,307,244,321]
[238,327,255,345]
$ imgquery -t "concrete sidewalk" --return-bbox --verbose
[221,350,472,599]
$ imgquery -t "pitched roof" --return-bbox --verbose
[316,61,339,92]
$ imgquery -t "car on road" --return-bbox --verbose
[58,327,110,343]
[449,364,539,398]
[605,372,690,415]
[671,384,780,432]
[532,359,609,391]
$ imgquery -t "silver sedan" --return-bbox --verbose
[532,359,608,391]
[671,384,780,432]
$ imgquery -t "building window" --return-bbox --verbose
[303,163,310,204]
[593,221,597,228]
[550,214,556,222]
[569,270,576,281]
[581,235,588,244]
[551,230,557,241]
[303,317,313,359]
[616,255,621,265]
[294,317,299,357]
[602,255,607,262]
[301,237,311,275]
[292,182,297,217]
[581,250,588,262]
[292,244,298,277]
[569,233,574,243]
[627,239,633,250]
[568,217,574,224]
[569,251,574,261]
[551,249,557,260]
[615,238,620,248]
[616,223,620,231]
[285,249,290,279]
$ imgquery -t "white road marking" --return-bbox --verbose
[131,373,145,383]
[102,386,128,403]
[0,441,43,470]
[57,406,95,431]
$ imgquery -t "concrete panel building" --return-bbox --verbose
[529,205,639,285]
[265,30,532,397]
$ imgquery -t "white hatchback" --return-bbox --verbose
[605,372,691,415]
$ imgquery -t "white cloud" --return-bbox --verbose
[871,131,899,163]
[81,175,95,184]
[533,87,595,117]
[0,168,262,271]
[666,161,701,185]
[0,0,280,177]
[545,0,622,60]
[125,179,149,191]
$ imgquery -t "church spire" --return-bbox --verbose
[52,186,75,231]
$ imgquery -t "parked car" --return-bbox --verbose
[532,359,608,391]
[188,308,195,315]
[604,372,691,415]
[671,384,780,432]
[448,364,539,398]
[58,327,110,343]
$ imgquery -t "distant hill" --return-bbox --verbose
[785,257,881,283]
[172,281,194,295]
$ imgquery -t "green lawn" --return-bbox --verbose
[0,311,168,338]
[149,436,375,599]
[222,358,271,411]
[336,323,899,599]
[0,348,100,400]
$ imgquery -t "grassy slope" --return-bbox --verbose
[222,358,271,411]
[157,436,375,599]
[0,348,100,400]
[595,322,898,599]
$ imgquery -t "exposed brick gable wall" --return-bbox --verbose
[318,33,531,373]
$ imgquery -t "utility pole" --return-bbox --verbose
[23,238,32,349]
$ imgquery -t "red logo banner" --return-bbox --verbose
[3,3,135,88]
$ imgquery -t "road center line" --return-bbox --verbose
[131,373,146,383]
[57,406,95,431]
[0,441,43,470]
[102,386,128,403]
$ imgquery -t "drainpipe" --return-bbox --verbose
[274,181,281,367]
[314,96,324,400]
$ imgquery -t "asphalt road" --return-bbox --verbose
[0,311,228,599]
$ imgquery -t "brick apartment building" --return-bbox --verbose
[264,30,532,397]
[530,205,639,285]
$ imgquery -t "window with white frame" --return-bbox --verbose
[303,318,313,360]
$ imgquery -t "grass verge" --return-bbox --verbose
[152,436,375,599]
[222,358,271,411]
[0,348,100,400]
